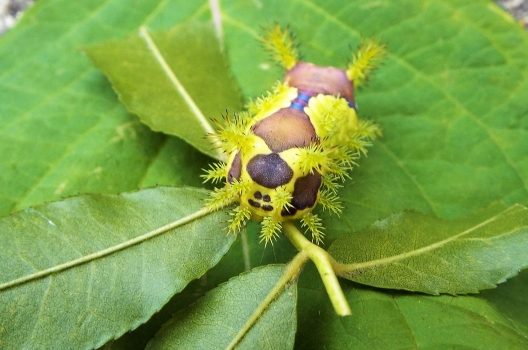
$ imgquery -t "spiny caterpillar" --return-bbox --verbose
[203,25,385,245]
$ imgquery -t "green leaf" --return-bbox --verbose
[0,1,213,215]
[329,204,528,294]
[102,222,299,350]
[482,270,528,335]
[297,265,528,350]
[147,265,297,350]
[85,22,242,160]
[0,187,235,350]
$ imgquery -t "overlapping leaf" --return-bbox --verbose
[330,204,528,294]
[482,270,528,335]
[0,1,213,215]
[148,265,297,350]
[86,23,242,160]
[0,187,234,350]
[297,266,528,350]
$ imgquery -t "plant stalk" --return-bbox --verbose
[283,221,352,316]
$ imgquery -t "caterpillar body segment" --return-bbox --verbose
[205,25,384,245]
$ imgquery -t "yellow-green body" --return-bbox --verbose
[232,85,360,222]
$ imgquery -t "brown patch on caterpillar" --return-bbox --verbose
[291,172,322,210]
[248,198,261,208]
[262,205,273,211]
[246,153,293,188]
[286,62,355,102]
[227,152,242,183]
[252,108,316,153]
[281,206,297,217]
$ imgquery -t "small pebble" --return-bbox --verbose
[0,0,34,36]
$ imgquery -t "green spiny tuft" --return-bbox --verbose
[261,24,299,69]
[356,119,383,141]
[260,216,282,246]
[318,190,343,215]
[322,174,343,194]
[213,112,253,154]
[228,206,251,233]
[273,186,294,210]
[297,143,332,174]
[247,82,292,116]
[301,213,325,244]
[201,161,227,184]
[346,39,386,88]
[306,95,355,141]
[344,136,371,155]
[206,180,249,211]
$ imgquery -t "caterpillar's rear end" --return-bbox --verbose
[203,25,385,245]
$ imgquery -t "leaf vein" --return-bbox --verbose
[338,206,524,272]
[0,206,213,291]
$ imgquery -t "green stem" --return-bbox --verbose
[226,251,309,350]
[283,221,352,316]
[239,229,251,271]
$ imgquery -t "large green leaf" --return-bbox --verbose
[0,187,235,350]
[147,265,297,350]
[329,204,528,294]
[85,22,242,160]
[297,265,528,350]
[0,1,213,216]
[103,222,298,350]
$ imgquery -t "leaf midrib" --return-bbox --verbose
[137,26,224,160]
[336,205,526,272]
[0,206,213,291]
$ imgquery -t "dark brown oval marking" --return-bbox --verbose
[262,194,271,202]
[248,199,261,208]
[252,108,316,153]
[291,173,322,210]
[262,205,273,212]
[246,153,293,189]
[227,152,242,183]
[286,62,355,102]
[281,206,298,217]
[254,191,263,199]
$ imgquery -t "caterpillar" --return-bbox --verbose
[203,25,385,245]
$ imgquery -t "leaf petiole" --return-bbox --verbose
[283,221,352,316]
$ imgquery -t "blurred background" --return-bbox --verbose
[1,0,528,36]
